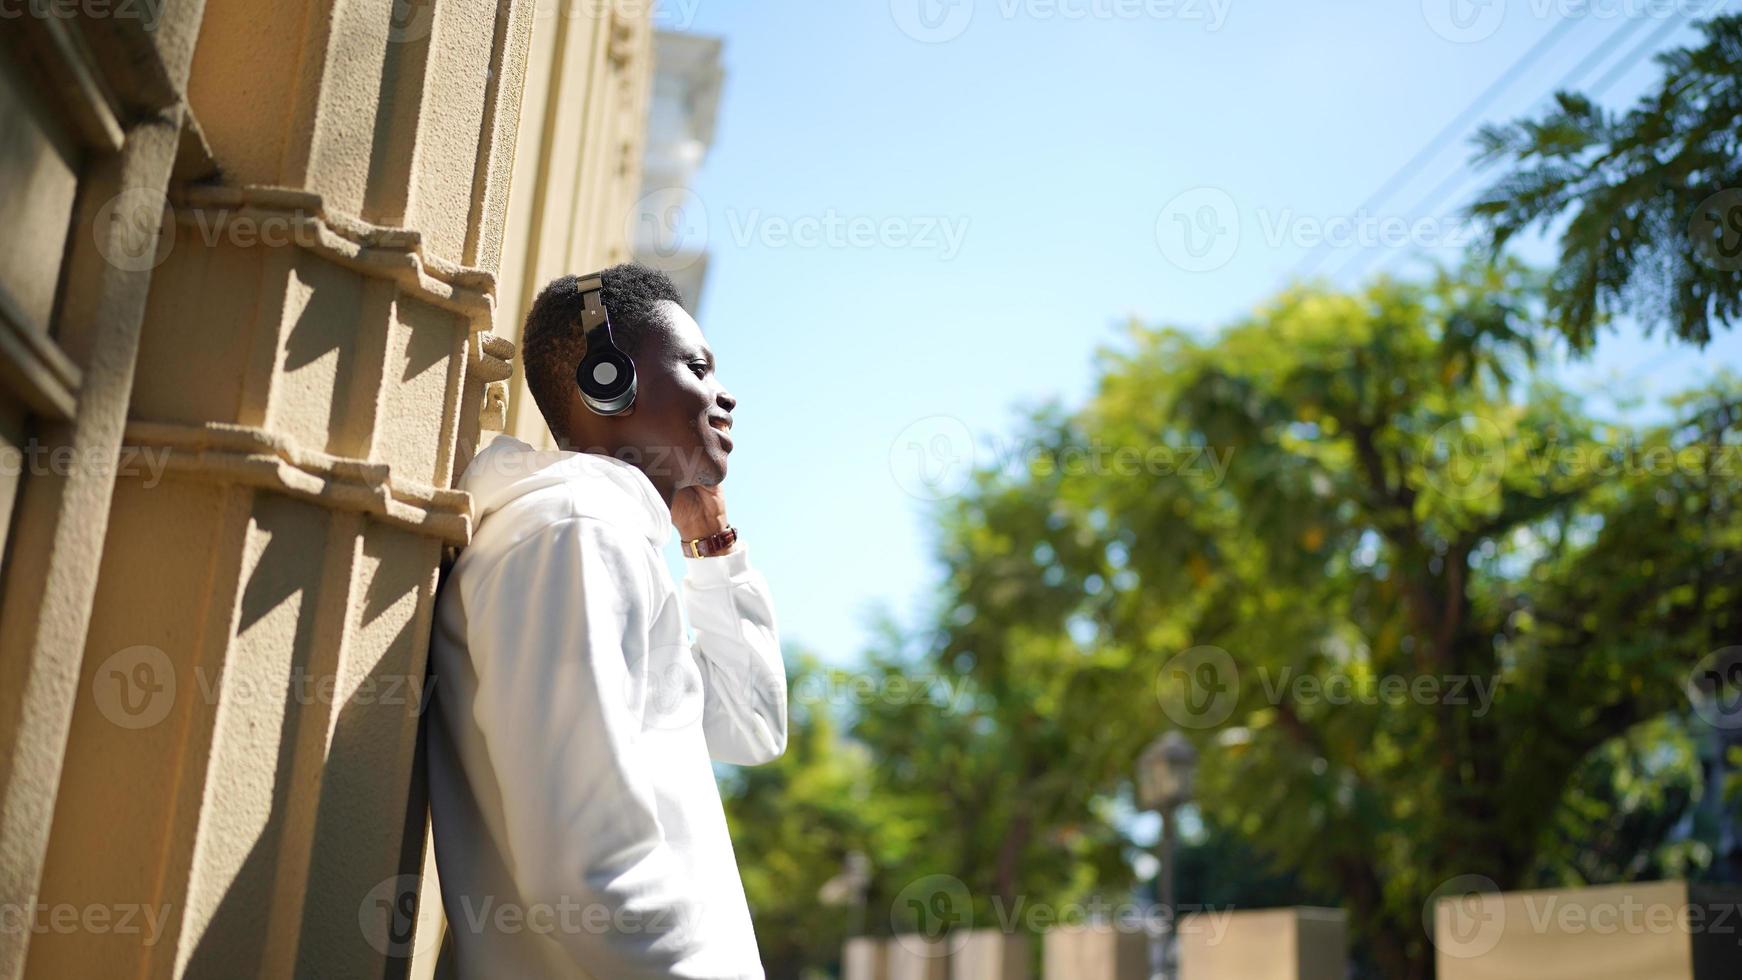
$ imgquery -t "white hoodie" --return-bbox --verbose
[428,435,787,979]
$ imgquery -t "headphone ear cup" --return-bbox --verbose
[577,348,637,415]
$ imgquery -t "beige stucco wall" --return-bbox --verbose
[0,0,653,976]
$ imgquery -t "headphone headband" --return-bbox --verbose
[576,274,609,335]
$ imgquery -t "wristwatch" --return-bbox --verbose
[682,525,738,558]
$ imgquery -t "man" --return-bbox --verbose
[428,264,787,978]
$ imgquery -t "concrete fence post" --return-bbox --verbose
[1434,880,1742,980]
[1178,906,1347,980]
[1042,924,1149,979]
[952,930,1031,980]
[888,935,952,980]
[844,936,890,980]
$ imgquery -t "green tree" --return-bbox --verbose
[1469,14,1742,350]
[922,262,1740,977]
[722,655,913,979]
[726,265,1737,978]
[847,624,1136,948]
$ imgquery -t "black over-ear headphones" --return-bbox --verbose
[573,273,637,416]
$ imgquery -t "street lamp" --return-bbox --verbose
[1138,731,1198,980]
[819,850,873,937]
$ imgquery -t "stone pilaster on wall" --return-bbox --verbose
[0,3,210,979]
[0,0,563,977]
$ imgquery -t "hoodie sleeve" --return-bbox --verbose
[463,516,719,978]
[681,543,789,766]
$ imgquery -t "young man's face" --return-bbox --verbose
[577,299,735,492]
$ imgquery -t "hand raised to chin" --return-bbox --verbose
[671,483,730,541]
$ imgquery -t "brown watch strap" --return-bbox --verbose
[683,525,737,558]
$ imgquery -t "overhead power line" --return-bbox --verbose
[1344,8,1700,283]
[1586,7,1701,98]
[1333,12,1669,284]
[1290,15,1584,282]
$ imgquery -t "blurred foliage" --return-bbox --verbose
[726,264,1740,979]
[722,21,1742,977]
[1469,14,1742,351]
[722,655,909,979]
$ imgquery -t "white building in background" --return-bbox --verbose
[633,32,726,311]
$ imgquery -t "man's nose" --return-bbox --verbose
[718,389,737,412]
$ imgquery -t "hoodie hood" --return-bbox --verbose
[459,435,671,548]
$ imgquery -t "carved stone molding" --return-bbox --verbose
[169,185,500,329]
[471,331,515,433]
[124,419,474,543]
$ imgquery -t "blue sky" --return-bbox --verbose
[653,0,1742,667]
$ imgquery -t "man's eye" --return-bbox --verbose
[689,362,709,379]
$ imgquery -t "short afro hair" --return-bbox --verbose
[519,264,684,437]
